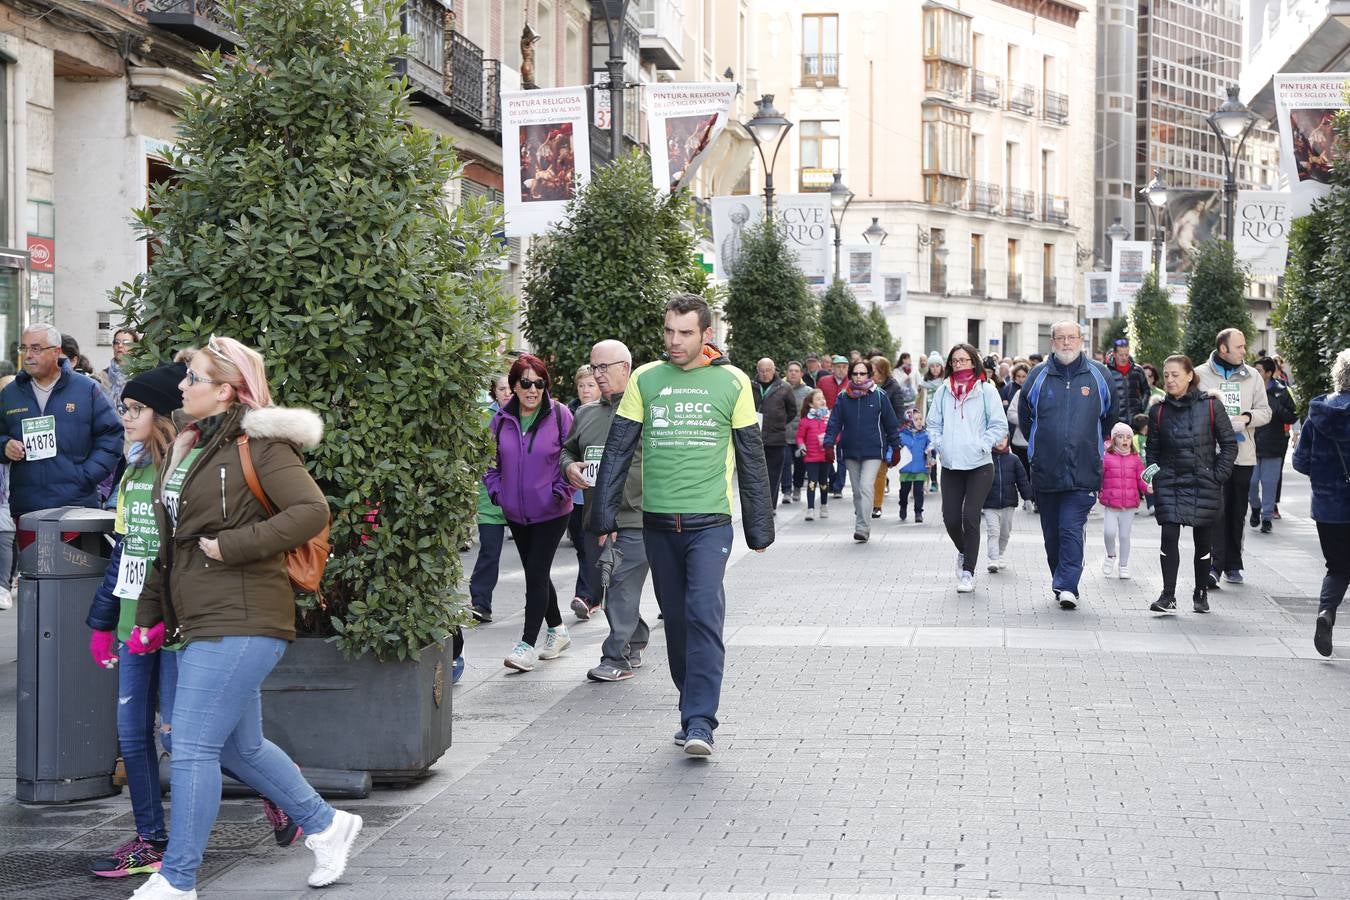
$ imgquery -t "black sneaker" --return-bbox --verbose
[1315,612,1335,657]
[1150,594,1177,614]
[871,507,882,519]
[470,605,492,624]
[914,512,924,523]
[263,796,303,846]
[1206,569,1221,591]
[853,530,869,543]
[1260,519,1273,534]
[898,509,908,521]
[1249,508,1261,528]
[1192,588,1210,614]
[672,728,686,746]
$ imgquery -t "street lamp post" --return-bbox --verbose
[1141,170,1169,276]
[1105,216,1129,261]
[828,170,855,278]
[862,217,888,245]
[743,94,792,219]
[594,0,632,163]
[1207,85,1258,242]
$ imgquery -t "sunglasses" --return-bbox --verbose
[517,378,547,390]
[1114,339,1129,348]
[850,370,869,377]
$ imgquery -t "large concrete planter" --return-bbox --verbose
[261,636,453,783]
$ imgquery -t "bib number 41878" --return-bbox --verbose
[21,416,57,461]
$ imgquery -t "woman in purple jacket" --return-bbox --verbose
[484,354,575,673]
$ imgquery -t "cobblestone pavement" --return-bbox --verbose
[4,462,1348,899]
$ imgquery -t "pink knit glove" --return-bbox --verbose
[88,631,118,669]
[128,623,166,655]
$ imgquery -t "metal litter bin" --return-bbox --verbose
[15,506,119,803]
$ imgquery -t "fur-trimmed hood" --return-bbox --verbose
[242,406,324,449]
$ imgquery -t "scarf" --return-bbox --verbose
[949,369,978,402]
[1214,356,1242,378]
[808,406,830,420]
[845,378,874,399]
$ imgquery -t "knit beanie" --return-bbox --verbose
[1110,421,1134,441]
[121,362,187,417]
[927,351,943,367]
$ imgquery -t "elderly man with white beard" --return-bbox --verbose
[1016,322,1119,610]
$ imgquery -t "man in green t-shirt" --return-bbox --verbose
[591,294,774,758]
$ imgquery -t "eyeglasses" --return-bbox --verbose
[517,378,547,390]
[18,344,56,355]
[184,369,218,386]
[590,361,629,375]
[850,370,870,377]
[113,339,135,348]
[117,402,148,420]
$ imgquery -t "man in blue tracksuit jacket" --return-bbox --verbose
[1017,321,1118,609]
[2,324,124,519]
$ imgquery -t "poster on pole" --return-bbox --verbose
[502,87,591,236]
[1110,240,1152,305]
[710,193,831,286]
[1273,74,1350,219]
[646,83,737,195]
[1164,189,1221,280]
[843,244,881,306]
[882,273,907,311]
[1084,272,1111,319]
[1234,190,1290,275]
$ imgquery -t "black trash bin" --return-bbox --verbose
[15,506,119,803]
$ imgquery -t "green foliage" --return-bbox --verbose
[1275,106,1350,411]
[1127,272,1181,369]
[722,220,818,367]
[1097,316,1127,355]
[110,0,510,661]
[820,280,872,357]
[1181,238,1254,366]
[523,151,707,396]
[864,305,898,360]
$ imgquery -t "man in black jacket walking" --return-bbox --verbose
[1249,357,1297,533]
[754,358,799,509]
[1106,339,1151,425]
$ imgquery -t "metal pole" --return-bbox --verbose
[607,55,624,163]
[1223,162,1237,242]
[833,221,841,280]
[764,170,775,221]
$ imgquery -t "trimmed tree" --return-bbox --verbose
[820,279,872,356]
[1127,271,1181,369]
[723,219,818,367]
[864,304,898,359]
[1181,238,1255,366]
[111,0,510,660]
[1097,315,1127,355]
[523,151,707,395]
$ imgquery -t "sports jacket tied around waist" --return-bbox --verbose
[589,353,774,550]
[1018,354,1119,493]
[134,404,330,643]
[484,394,575,526]
[1145,389,1238,527]
[1,361,124,516]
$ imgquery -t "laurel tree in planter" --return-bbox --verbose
[111,0,511,665]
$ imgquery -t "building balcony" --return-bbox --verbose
[971,268,987,297]
[638,0,685,70]
[970,71,1001,107]
[1041,195,1070,226]
[1043,275,1058,304]
[1006,81,1036,116]
[967,181,1001,214]
[481,59,502,136]
[395,1,485,128]
[1042,89,1069,124]
[138,0,239,51]
[802,53,840,87]
[1007,188,1037,220]
[1008,273,1023,302]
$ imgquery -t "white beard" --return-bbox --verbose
[1054,349,1081,366]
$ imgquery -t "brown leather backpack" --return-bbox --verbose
[236,434,331,596]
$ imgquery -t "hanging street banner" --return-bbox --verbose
[710,193,832,286]
[1234,190,1290,276]
[843,244,881,305]
[1110,239,1152,305]
[647,83,737,195]
[1084,272,1111,319]
[502,87,591,236]
[1273,73,1350,219]
[882,273,907,310]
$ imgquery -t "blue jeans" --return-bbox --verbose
[1036,489,1097,596]
[117,644,178,841]
[644,523,733,734]
[1248,456,1282,521]
[160,637,334,890]
[469,522,505,612]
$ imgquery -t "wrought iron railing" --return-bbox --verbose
[136,0,232,27]
[1007,188,1037,220]
[1042,195,1070,225]
[970,71,1000,107]
[448,29,483,123]
[968,181,1001,214]
[1042,89,1069,124]
[1043,276,1058,303]
[481,59,501,135]
[971,269,987,297]
[1008,273,1023,302]
[1006,81,1036,115]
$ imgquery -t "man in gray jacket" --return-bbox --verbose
[562,339,650,682]
[754,358,799,508]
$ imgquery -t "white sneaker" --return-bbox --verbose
[1057,590,1078,610]
[987,559,1000,574]
[305,809,363,887]
[504,641,537,671]
[804,509,814,521]
[537,626,571,660]
[129,874,197,899]
[957,571,975,593]
[1118,565,1131,580]
[1101,557,1116,576]
[0,587,11,610]
[820,506,829,519]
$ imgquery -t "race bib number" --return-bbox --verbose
[1142,463,1160,486]
[113,538,151,600]
[21,416,57,461]
[580,445,604,488]
[1219,381,1242,418]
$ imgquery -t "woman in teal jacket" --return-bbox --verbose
[926,343,1009,593]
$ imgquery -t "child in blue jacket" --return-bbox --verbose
[981,436,1032,572]
[896,409,931,523]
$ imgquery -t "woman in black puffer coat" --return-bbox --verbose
[1146,354,1237,615]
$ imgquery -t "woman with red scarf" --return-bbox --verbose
[925,343,1009,593]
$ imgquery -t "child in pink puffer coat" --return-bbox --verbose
[1100,421,1151,579]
